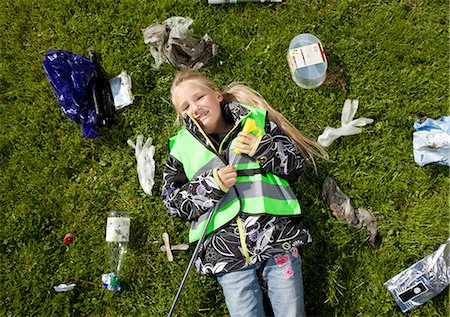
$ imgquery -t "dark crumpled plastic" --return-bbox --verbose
[42,50,99,138]
[142,17,218,69]
[322,176,382,247]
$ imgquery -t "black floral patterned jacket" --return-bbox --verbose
[161,102,312,275]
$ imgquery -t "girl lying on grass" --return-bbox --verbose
[162,69,327,317]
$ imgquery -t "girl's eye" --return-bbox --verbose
[197,95,205,101]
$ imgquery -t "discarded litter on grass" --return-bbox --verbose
[53,283,76,292]
[413,116,450,167]
[63,233,76,245]
[322,176,381,247]
[104,211,130,291]
[384,237,450,312]
[42,50,134,138]
[287,33,327,89]
[43,50,100,138]
[102,273,122,291]
[142,16,218,69]
[109,71,134,111]
[318,99,373,147]
[127,135,155,195]
[161,232,189,262]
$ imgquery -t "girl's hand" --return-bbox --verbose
[235,132,257,155]
[217,165,237,189]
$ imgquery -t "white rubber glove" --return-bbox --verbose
[318,99,374,147]
[127,135,155,195]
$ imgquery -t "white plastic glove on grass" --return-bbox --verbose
[127,135,155,195]
[318,99,374,147]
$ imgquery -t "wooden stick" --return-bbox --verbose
[162,232,174,262]
[160,244,189,251]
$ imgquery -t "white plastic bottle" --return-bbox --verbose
[103,210,130,291]
[287,33,327,89]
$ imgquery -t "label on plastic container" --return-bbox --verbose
[106,217,130,242]
[288,43,326,70]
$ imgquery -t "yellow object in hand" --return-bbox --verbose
[235,118,262,154]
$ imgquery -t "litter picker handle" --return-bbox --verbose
[167,208,216,317]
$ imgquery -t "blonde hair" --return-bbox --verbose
[171,70,328,164]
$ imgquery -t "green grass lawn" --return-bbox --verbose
[0,0,448,316]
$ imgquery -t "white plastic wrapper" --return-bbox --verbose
[318,99,373,147]
[109,70,134,110]
[127,135,155,195]
[413,116,450,166]
[384,238,450,312]
[53,283,76,292]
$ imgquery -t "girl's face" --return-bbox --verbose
[172,81,228,134]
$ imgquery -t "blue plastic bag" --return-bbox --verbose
[42,50,99,138]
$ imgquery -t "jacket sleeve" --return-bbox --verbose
[161,155,226,221]
[252,120,306,182]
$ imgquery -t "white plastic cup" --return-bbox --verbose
[287,33,327,89]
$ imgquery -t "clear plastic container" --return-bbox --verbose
[104,210,130,291]
[287,33,327,89]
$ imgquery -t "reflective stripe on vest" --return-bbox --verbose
[169,104,301,242]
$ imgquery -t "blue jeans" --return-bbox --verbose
[216,249,305,317]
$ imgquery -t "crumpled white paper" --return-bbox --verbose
[318,99,374,147]
[413,116,450,166]
[127,135,155,195]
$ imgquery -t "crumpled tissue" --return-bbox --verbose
[413,116,449,167]
[318,99,374,147]
[127,135,155,195]
[142,16,219,69]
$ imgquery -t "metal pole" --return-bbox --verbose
[168,123,248,316]
[167,208,217,317]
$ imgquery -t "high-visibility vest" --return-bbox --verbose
[169,104,301,243]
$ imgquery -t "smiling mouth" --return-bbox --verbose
[196,111,208,122]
